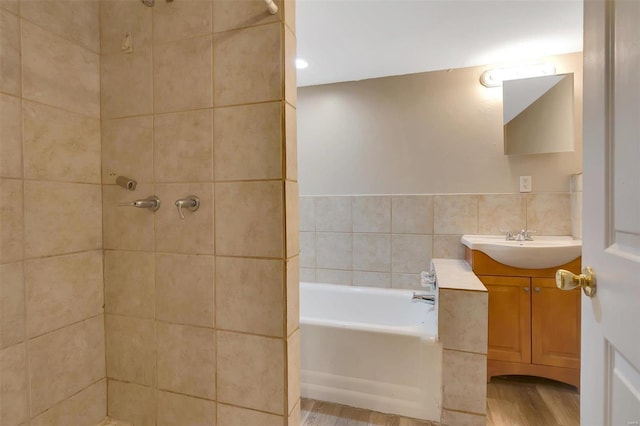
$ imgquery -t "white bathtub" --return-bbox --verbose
[300,282,442,421]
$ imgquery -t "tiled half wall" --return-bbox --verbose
[300,193,571,289]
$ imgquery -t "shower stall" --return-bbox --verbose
[0,0,299,424]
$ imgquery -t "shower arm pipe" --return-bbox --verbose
[264,0,278,14]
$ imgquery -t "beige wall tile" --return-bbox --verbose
[526,192,572,235]
[391,195,433,234]
[212,0,279,33]
[215,181,283,258]
[315,196,351,232]
[570,173,583,192]
[0,178,23,264]
[391,273,420,290]
[20,0,99,52]
[108,380,156,426]
[156,253,214,327]
[433,235,465,259]
[299,231,315,268]
[0,0,18,13]
[157,322,215,399]
[157,391,215,426]
[442,350,487,415]
[29,316,105,415]
[30,379,106,426]
[283,0,295,32]
[153,0,212,44]
[439,289,488,353]
[217,331,284,414]
[478,194,526,235]
[300,267,315,282]
[353,233,391,272]
[286,181,299,257]
[571,191,582,239]
[23,101,101,183]
[0,9,21,96]
[284,25,296,107]
[216,404,282,426]
[101,48,153,119]
[26,251,103,338]
[0,343,28,425]
[287,329,300,413]
[155,183,214,254]
[288,400,300,426]
[285,102,297,181]
[213,23,281,106]
[102,184,155,251]
[434,195,479,234]
[216,257,284,337]
[299,196,315,231]
[353,271,391,288]
[154,109,213,182]
[100,0,152,54]
[316,268,351,285]
[0,262,24,348]
[105,250,155,318]
[213,102,282,181]
[25,181,102,258]
[391,234,432,274]
[441,409,486,426]
[106,315,155,386]
[22,21,99,117]
[316,233,351,270]
[286,256,299,336]
[0,93,22,178]
[102,116,154,183]
[352,196,391,233]
[154,36,212,113]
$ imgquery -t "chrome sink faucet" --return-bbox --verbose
[515,229,535,241]
[502,229,535,241]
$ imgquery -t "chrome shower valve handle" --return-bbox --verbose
[119,196,161,211]
[175,195,200,219]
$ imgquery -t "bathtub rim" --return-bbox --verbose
[300,281,438,340]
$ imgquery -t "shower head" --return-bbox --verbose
[141,0,154,6]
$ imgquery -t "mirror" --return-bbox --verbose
[503,73,574,155]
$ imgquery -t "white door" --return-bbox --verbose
[581,0,640,424]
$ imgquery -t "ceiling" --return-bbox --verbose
[295,0,584,87]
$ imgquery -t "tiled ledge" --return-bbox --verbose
[432,258,488,424]
[431,259,486,292]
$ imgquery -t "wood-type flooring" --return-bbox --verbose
[301,376,579,426]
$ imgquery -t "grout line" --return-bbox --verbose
[27,312,105,342]
[16,9,35,420]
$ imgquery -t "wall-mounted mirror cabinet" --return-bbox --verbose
[503,73,574,155]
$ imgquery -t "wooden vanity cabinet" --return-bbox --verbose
[466,248,581,389]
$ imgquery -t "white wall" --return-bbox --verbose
[298,52,582,196]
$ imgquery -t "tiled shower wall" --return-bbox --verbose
[300,193,571,289]
[1,0,298,425]
[100,0,299,425]
[1,1,106,424]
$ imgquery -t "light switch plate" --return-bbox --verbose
[520,176,532,193]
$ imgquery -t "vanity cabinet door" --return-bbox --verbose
[481,275,531,364]
[531,277,581,369]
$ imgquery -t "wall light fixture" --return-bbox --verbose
[480,63,556,87]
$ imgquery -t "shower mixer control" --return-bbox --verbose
[175,195,200,219]
[119,196,160,211]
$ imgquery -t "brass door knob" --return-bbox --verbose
[555,266,597,297]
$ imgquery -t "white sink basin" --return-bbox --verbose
[461,235,582,269]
